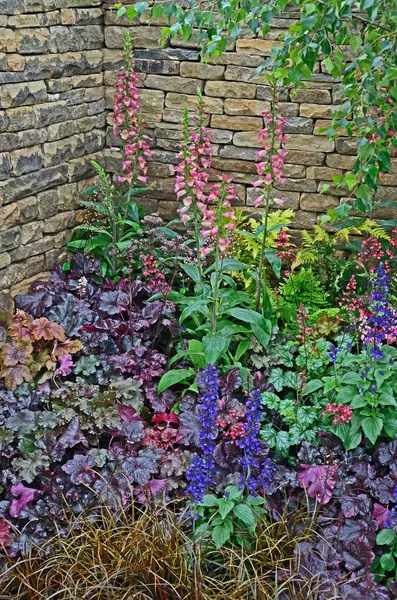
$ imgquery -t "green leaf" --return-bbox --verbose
[335,386,358,403]
[212,524,231,548]
[267,368,284,392]
[251,322,271,348]
[376,528,395,545]
[341,373,363,385]
[235,339,251,362]
[362,416,383,445]
[180,263,201,283]
[202,332,229,364]
[226,308,264,325]
[179,300,209,324]
[275,431,291,457]
[224,486,242,501]
[380,553,395,571]
[233,503,256,526]
[157,368,194,394]
[218,498,235,519]
[208,259,251,272]
[333,424,362,451]
[202,494,219,507]
[302,379,324,396]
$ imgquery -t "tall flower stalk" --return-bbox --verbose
[253,80,288,312]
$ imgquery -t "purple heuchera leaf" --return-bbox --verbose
[55,354,74,377]
[52,417,88,461]
[9,483,37,518]
[61,454,96,485]
[121,420,145,442]
[297,463,337,504]
[0,519,11,546]
[122,456,158,485]
[136,478,167,503]
[99,291,129,315]
[373,502,390,528]
[118,404,140,422]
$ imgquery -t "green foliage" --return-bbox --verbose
[193,486,267,548]
[279,267,329,310]
[372,528,397,585]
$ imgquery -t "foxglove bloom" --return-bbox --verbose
[186,365,220,503]
[237,388,274,494]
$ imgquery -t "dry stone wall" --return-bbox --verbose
[103,4,397,227]
[1,0,397,319]
[0,0,106,320]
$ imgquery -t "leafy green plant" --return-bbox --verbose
[193,486,267,548]
[373,528,397,585]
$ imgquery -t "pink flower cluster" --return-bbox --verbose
[296,304,314,342]
[113,35,152,186]
[142,253,170,296]
[175,97,237,257]
[253,87,288,209]
[323,403,353,426]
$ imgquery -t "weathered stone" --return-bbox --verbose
[9,235,54,262]
[67,151,103,182]
[257,85,289,101]
[15,28,49,54]
[0,287,12,330]
[211,114,263,131]
[284,135,334,152]
[313,120,338,135]
[57,183,79,211]
[325,154,355,170]
[291,210,318,229]
[24,50,102,80]
[43,134,85,167]
[0,203,20,231]
[233,131,262,148]
[209,52,263,67]
[0,128,47,153]
[236,39,282,55]
[43,210,75,234]
[134,48,199,61]
[20,221,44,245]
[10,270,51,298]
[7,54,25,72]
[48,25,103,53]
[212,157,257,174]
[87,98,105,115]
[306,166,343,180]
[149,149,179,166]
[0,253,11,269]
[375,186,397,202]
[137,89,164,114]
[10,146,44,176]
[224,65,266,84]
[205,80,256,99]
[335,138,357,155]
[291,88,331,104]
[6,106,35,131]
[284,117,313,134]
[134,59,179,75]
[3,165,68,203]
[247,187,299,209]
[18,196,38,223]
[285,150,325,166]
[0,226,21,251]
[34,101,73,127]
[162,108,209,125]
[379,173,397,187]
[38,189,58,219]
[274,178,317,193]
[105,26,164,49]
[1,81,47,109]
[0,0,23,16]
[47,119,77,141]
[0,153,11,181]
[180,62,224,80]
[220,146,257,161]
[144,75,203,95]
[84,129,106,154]
[0,72,25,84]
[8,12,59,27]
[224,98,297,117]
[165,92,223,113]
[0,263,25,290]
[300,104,334,119]
[0,29,17,53]
[300,193,339,211]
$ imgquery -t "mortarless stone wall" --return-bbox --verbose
[1,0,397,320]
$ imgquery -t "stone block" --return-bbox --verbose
[379,173,397,187]
[43,134,85,167]
[0,226,21,251]
[47,119,77,141]
[105,26,164,49]
[274,178,317,193]
[135,59,179,75]
[313,120,335,135]
[134,48,199,62]
[300,193,339,211]
[0,112,7,132]
[325,154,355,170]
[220,145,257,161]
[0,153,11,181]
[180,62,224,80]
[0,128,47,153]
[165,92,223,113]
[257,85,289,101]
[0,29,17,53]
[15,28,49,54]
[6,54,25,72]
[3,164,68,203]
[375,186,397,201]
[224,98,297,117]
[291,88,331,104]
[205,80,256,99]
[285,150,325,166]
[48,25,103,53]
[20,221,44,245]
[1,81,47,109]
[84,129,106,154]
[67,151,103,182]
[335,138,357,155]
[139,89,164,114]
[306,166,343,180]
[212,157,257,174]
[209,52,263,67]
[0,288,13,329]
[224,65,265,84]
[211,114,263,131]
[291,210,318,229]
[57,182,79,210]
[10,146,44,176]
[144,74,203,95]
[0,253,11,269]
[45,247,68,270]
[0,73,25,84]
[5,106,35,132]
[43,210,75,234]
[86,98,105,115]
[9,235,55,262]
[0,203,20,231]
[236,39,282,55]
[8,12,59,27]
[300,103,334,119]
[284,117,313,134]
[24,50,102,80]
[18,196,38,223]
[284,135,334,152]
[233,131,262,147]
[162,108,209,126]
[38,189,58,218]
